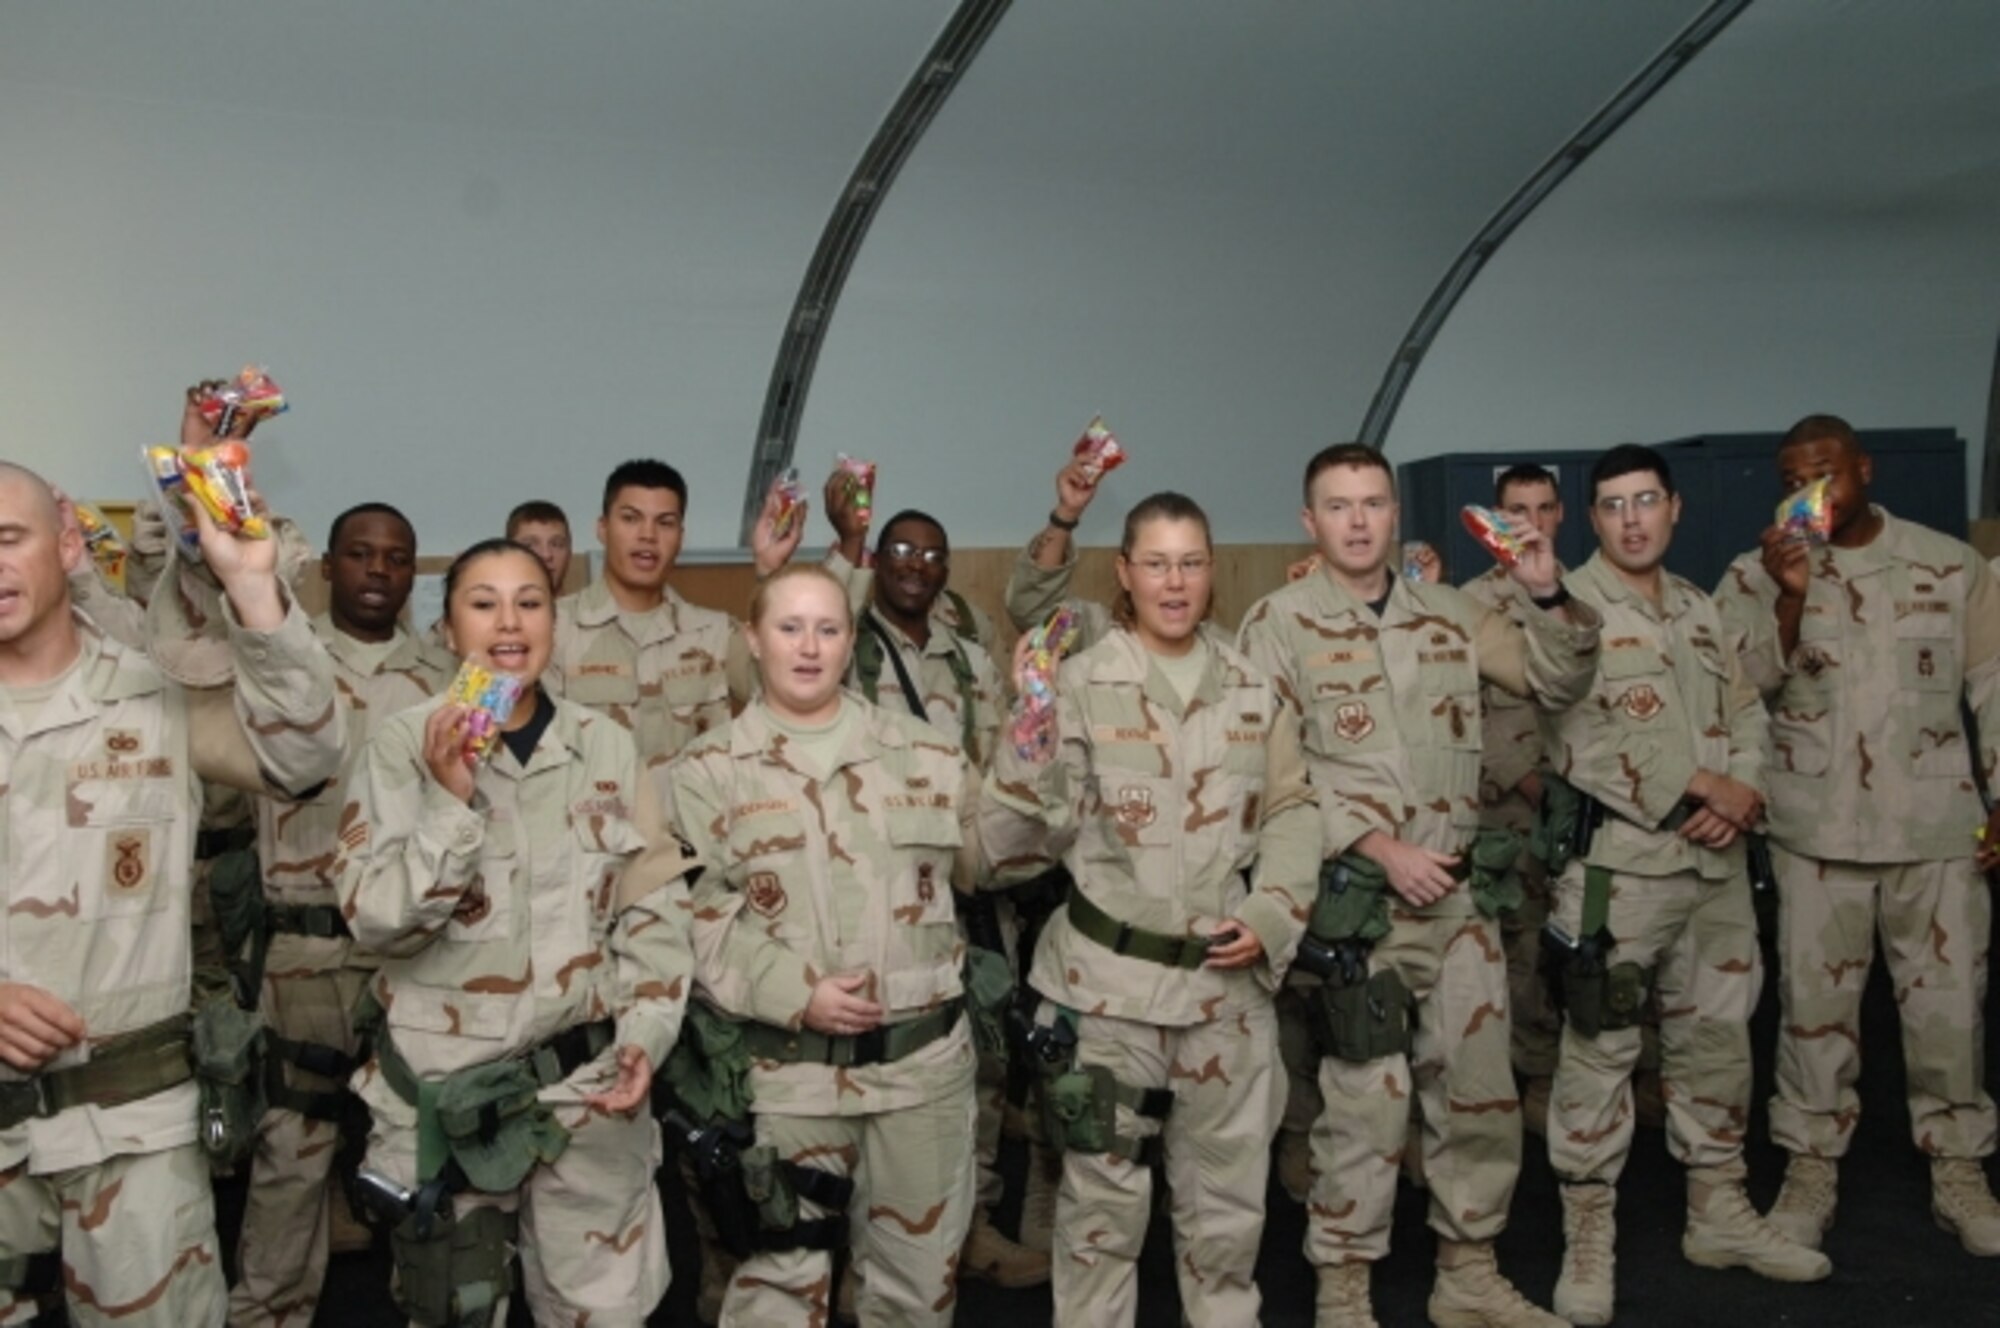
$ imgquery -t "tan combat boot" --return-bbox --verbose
[1018,1143,1059,1253]
[1931,1158,2000,1256]
[960,1208,1053,1287]
[1315,1261,1380,1328]
[1683,1162,1832,1281]
[1428,1239,1566,1328]
[1277,1125,1314,1204]
[1766,1153,1837,1249]
[1555,1181,1615,1326]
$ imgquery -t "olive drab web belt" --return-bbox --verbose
[0,1014,194,1129]
[1064,887,1212,970]
[738,1000,963,1069]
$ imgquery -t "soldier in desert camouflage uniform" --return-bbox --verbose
[980,492,1319,1327]
[1539,447,1828,1325]
[661,565,981,1328]
[1238,444,1601,1328]
[1003,454,1117,652]
[1714,414,2000,1258]
[0,459,345,1328]
[821,496,1048,1290]
[1460,465,1567,1134]
[546,460,800,772]
[225,503,458,1327]
[340,539,692,1326]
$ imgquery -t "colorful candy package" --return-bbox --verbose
[1775,476,1833,544]
[75,504,128,581]
[1010,605,1081,762]
[1401,540,1435,583]
[769,468,807,540]
[1073,415,1127,484]
[195,365,289,436]
[836,454,877,521]
[143,442,268,557]
[447,661,526,764]
[1461,505,1530,568]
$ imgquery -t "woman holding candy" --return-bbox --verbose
[660,563,982,1328]
[976,491,1321,1328]
[340,537,691,1328]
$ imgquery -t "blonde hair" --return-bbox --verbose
[747,562,856,629]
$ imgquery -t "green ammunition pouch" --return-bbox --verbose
[1029,1006,1173,1164]
[1544,865,1654,1039]
[0,1013,195,1132]
[1467,827,1526,919]
[1066,886,1213,969]
[738,1000,963,1069]
[962,944,1017,1065]
[1308,853,1393,946]
[1306,965,1414,1063]
[658,1001,754,1127]
[377,1020,611,1194]
[191,996,266,1165]
[389,1201,517,1328]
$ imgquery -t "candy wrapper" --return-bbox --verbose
[75,504,128,581]
[195,365,289,436]
[1461,505,1530,568]
[1073,415,1127,484]
[1401,540,1435,584]
[769,468,807,540]
[447,661,526,764]
[1010,606,1081,762]
[143,442,267,557]
[1775,476,1833,544]
[835,454,877,521]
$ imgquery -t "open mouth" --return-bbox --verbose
[487,642,531,671]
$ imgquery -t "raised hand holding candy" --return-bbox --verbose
[1775,476,1833,544]
[1072,415,1127,485]
[445,660,526,765]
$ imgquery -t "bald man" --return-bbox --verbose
[0,461,345,1327]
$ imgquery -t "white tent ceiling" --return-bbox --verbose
[2,1,1992,551]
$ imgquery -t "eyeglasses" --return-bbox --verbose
[1593,490,1667,517]
[1129,555,1214,580]
[882,541,948,567]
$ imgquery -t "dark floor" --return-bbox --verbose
[251,916,2000,1327]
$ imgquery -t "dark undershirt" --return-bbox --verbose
[501,688,555,765]
[1366,588,1393,618]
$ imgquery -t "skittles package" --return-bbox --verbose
[1461,505,1530,568]
[194,365,289,436]
[143,441,268,557]
[1010,606,1081,762]
[447,661,526,764]
[836,454,877,521]
[75,504,128,581]
[1073,415,1127,484]
[1775,476,1833,544]
[769,468,807,540]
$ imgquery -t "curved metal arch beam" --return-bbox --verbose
[1358,0,1756,451]
[739,0,1014,542]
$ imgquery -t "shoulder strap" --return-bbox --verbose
[863,612,928,723]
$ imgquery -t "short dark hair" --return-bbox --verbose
[874,509,948,556]
[443,537,553,608]
[1494,464,1559,507]
[602,460,687,516]
[327,502,414,552]
[1303,443,1394,504]
[1780,413,1862,457]
[505,500,569,537]
[1590,444,1675,504]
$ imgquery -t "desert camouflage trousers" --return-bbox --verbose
[364,1063,668,1328]
[722,1072,976,1328]
[1053,1001,1282,1328]
[0,1143,224,1327]
[1769,847,1996,1161]
[1303,895,1520,1265]
[228,962,371,1328]
[1547,865,1762,1183]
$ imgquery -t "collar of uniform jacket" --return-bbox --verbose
[570,577,690,642]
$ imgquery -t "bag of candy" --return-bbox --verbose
[1775,476,1833,544]
[835,454,877,522]
[1073,415,1127,484]
[143,441,268,558]
[1461,506,1530,568]
[75,504,128,581]
[1401,540,1436,583]
[194,365,289,436]
[1010,606,1081,763]
[447,661,526,764]
[768,468,807,540]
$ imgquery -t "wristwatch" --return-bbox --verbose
[1530,585,1571,611]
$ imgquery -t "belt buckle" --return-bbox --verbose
[0,1077,50,1124]
[850,1027,887,1067]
